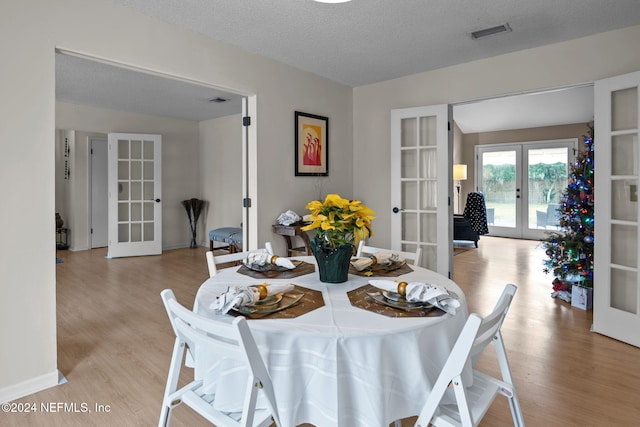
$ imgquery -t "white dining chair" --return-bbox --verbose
[206,242,274,278]
[413,283,524,427]
[159,289,282,427]
[356,240,422,266]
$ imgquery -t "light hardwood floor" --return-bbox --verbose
[5,236,640,426]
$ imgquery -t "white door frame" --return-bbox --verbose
[243,95,258,251]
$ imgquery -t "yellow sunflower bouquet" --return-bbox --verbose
[301,194,375,249]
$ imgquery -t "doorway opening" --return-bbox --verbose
[55,50,255,253]
[452,84,594,243]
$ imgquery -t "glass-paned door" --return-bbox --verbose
[391,105,452,276]
[476,140,576,240]
[107,133,162,258]
[594,70,640,348]
[478,147,520,235]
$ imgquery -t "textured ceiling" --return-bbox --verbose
[56,54,243,122]
[57,0,635,127]
[453,85,594,134]
[112,0,640,87]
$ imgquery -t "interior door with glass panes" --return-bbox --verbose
[107,133,162,258]
[391,105,452,276]
[594,70,640,348]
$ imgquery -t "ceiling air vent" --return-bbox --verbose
[471,23,511,40]
[209,97,229,103]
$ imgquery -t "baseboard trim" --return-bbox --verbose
[0,370,60,403]
[163,243,195,250]
[68,243,202,252]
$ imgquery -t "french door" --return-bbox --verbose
[107,133,162,258]
[476,139,576,240]
[593,70,640,348]
[391,105,452,277]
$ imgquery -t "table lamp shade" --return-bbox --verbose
[453,164,467,181]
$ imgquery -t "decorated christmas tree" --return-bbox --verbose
[542,125,594,288]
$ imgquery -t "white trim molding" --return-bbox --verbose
[0,370,59,403]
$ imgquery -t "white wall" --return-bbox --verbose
[199,114,243,246]
[56,102,202,250]
[354,25,640,248]
[0,0,352,400]
[252,75,354,255]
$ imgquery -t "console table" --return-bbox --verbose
[271,224,312,256]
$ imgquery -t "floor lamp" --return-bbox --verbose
[453,164,467,214]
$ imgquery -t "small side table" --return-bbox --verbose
[56,227,69,250]
[272,224,312,256]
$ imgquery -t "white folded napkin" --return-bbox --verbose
[276,210,302,226]
[211,283,295,314]
[243,249,296,270]
[351,252,403,271]
[369,279,460,315]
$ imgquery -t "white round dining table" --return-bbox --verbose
[194,256,468,427]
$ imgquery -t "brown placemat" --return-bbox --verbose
[237,261,315,279]
[347,284,446,318]
[231,285,324,319]
[349,263,414,277]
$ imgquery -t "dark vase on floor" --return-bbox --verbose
[181,198,205,249]
[310,236,354,283]
[55,213,64,229]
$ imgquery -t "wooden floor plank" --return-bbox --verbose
[4,237,640,426]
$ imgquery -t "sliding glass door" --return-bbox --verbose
[476,139,576,240]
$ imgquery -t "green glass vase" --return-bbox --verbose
[310,236,354,283]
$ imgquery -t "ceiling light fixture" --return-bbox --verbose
[209,97,228,103]
[471,23,512,40]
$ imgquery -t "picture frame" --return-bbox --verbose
[295,111,329,176]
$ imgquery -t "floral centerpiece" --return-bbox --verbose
[301,194,375,283]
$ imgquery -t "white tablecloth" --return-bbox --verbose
[194,257,468,427]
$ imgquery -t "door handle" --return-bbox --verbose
[155,198,161,203]
[392,207,404,213]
